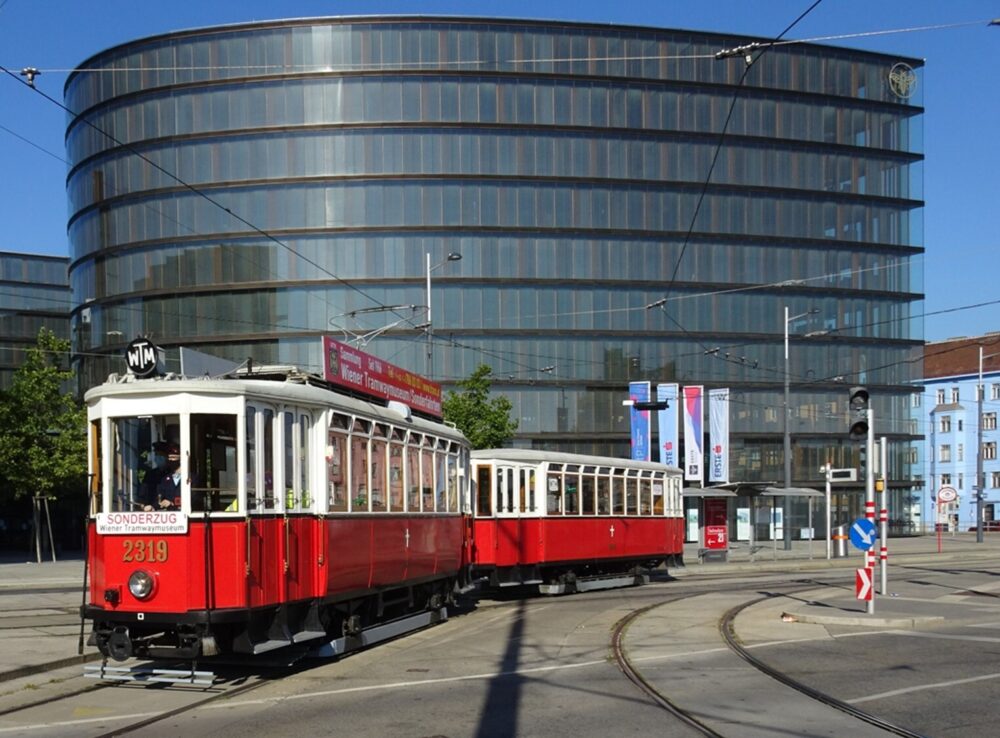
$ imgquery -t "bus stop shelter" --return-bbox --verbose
[757,486,825,560]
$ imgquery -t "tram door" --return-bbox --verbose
[245,405,279,608]
[282,410,319,601]
[494,465,531,567]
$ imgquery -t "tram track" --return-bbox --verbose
[610,578,927,738]
[719,592,926,738]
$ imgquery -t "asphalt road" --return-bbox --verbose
[4,558,1000,736]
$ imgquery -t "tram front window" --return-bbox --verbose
[110,414,180,512]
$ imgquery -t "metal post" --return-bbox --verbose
[425,252,433,378]
[978,346,985,543]
[866,407,875,615]
[879,436,888,595]
[783,306,792,550]
[824,463,832,560]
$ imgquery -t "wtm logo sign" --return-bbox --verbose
[125,338,162,378]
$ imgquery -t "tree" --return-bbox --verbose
[0,328,87,505]
[442,365,518,449]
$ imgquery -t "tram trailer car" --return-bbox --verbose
[83,367,471,662]
[470,449,684,593]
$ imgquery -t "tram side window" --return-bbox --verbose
[581,471,595,515]
[437,452,448,512]
[388,435,404,512]
[245,410,257,507]
[371,426,388,512]
[477,466,492,516]
[596,472,610,515]
[495,469,505,514]
[611,472,624,514]
[546,473,561,514]
[189,413,238,513]
[299,413,311,509]
[626,474,638,515]
[446,452,459,512]
[406,435,421,511]
[420,444,434,511]
[327,430,348,512]
[564,467,579,514]
[282,412,295,511]
[639,477,652,515]
[525,469,535,512]
[261,408,275,510]
[351,434,369,511]
[653,479,664,515]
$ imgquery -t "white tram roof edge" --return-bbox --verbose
[471,448,681,474]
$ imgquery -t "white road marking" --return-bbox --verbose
[0,710,161,734]
[850,671,1000,703]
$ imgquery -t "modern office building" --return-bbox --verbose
[0,251,70,390]
[64,17,925,533]
[913,334,1000,532]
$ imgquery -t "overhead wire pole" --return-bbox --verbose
[783,306,818,550]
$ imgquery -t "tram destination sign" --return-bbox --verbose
[322,336,442,418]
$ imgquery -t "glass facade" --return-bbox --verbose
[0,252,71,390]
[65,17,924,525]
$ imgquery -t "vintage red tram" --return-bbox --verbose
[469,449,684,593]
[83,356,470,663]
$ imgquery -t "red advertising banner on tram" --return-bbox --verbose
[322,336,443,418]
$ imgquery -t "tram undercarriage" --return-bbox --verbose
[87,575,459,663]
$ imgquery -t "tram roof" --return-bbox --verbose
[85,368,465,441]
[472,448,681,474]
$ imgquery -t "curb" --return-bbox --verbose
[780,610,946,628]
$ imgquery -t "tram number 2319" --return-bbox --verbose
[122,539,169,563]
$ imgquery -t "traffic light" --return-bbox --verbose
[848,386,869,441]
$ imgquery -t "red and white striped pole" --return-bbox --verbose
[865,408,875,615]
[879,436,889,595]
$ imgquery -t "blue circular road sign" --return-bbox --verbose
[849,518,877,551]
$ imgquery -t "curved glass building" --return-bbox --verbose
[65,16,924,518]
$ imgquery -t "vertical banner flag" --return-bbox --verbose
[657,383,679,467]
[629,381,651,461]
[683,385,704,483]
[709,388,730,483]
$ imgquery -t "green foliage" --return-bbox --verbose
[0,328,87,502]
[441,365,518,449]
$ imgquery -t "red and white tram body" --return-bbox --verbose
[84,367,470,662]
[470,449,684,592]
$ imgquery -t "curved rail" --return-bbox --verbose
[719,592,926,738]
[610,594,724,737]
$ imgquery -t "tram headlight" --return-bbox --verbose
[128,570,155,600]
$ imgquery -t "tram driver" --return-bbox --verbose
[145,444,181,510]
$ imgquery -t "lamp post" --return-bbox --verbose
[783,306,819,550]
[425,251,462,378]
[976,347,1000,543]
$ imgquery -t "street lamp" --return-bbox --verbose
[425,251,462,378]
[783,306,819,550]
[977,347,1000,543]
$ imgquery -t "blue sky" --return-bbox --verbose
[1,0,997,343]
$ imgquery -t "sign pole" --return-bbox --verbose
[866,407,875,615]
[879,436,888,595]
[937,501,942,553]
[824,463,832,560]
